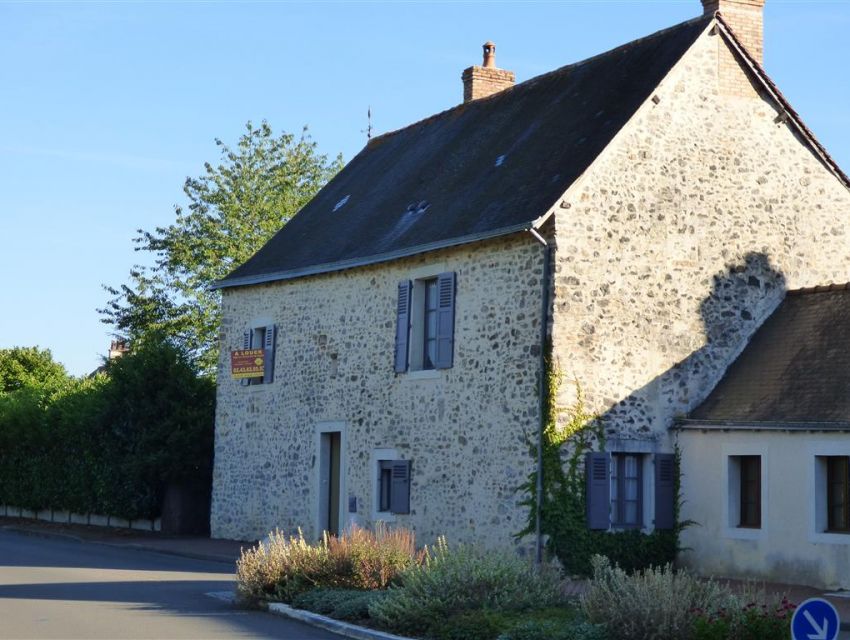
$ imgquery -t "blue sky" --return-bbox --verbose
[1,1,848,376]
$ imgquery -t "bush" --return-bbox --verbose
[0,338,214,520]
[290,588,388,622]
[236,524,424,604]
[691,597,796,640]
[367,538,564,634]
[427,610,514,640]
[581,556,736,640]
[498,619,607,640]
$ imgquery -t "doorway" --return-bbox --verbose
[318,431,342,537]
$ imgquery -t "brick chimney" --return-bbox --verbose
[702,0,766,64]
[462,42,515,103]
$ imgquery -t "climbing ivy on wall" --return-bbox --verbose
[518,357,684,576]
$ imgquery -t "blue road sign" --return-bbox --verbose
[792,598,840,640]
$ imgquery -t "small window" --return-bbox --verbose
[611,454,643,528]
[240,324,276,386]
[827,456,850,533]
[376,459,411,515]
[378,462,393,512]
[248,327,267,385]
[738,455,761,528]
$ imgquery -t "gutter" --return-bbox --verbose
[677,419,850,433]
[528,227,551,566]
[212,222,535,290]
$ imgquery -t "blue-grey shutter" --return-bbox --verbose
[654,453,676,530]
[240,330,251,387]
[586,452,610,530]
[263,324,276,384]
[389,460,411,514]
[394,281,412,373]
[434,272,456,370]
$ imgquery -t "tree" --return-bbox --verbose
[0,347,69,396]
[100,121,343,374]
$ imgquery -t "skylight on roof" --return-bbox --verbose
[495,155,507,167]
[333,195,350,212]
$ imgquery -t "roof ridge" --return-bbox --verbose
[366,14,712,149]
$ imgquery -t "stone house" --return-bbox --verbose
[210,0,850,585]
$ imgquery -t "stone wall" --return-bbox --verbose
[549,26,850,445]
[211,234,545,547]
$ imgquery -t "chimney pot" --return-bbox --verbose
[483,41,496,68]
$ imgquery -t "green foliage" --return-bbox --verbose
[367,538,564,635]
[498,618,607,640]
[291,588,389,622]
[100,121,344,374]
[426,610,515,640]
[581,556,737,640]
[518,359,683,575]
[235,525,424,604]
[0,338,214,519]
[0,347,69,396]
[691,597,796,640]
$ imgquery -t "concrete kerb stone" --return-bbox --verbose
[267,602,415,640]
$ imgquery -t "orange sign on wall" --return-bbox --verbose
[231,349,265,379]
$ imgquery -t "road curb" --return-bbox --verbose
[267,603,414,640]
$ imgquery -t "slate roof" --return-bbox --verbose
[216,15,712,288]
[688,286,850,426]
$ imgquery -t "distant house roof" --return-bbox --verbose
[215,16,712,289]
[684,286,850,429]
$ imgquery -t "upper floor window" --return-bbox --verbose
[240,323,277,386]
[394,272,456,373]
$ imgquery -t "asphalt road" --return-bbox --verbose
[0,529,341,639]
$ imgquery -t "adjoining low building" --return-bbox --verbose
[209,0,850,586]
[679,286,850,589]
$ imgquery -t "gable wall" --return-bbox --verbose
[550,27,850,443]
[211,234,544,546]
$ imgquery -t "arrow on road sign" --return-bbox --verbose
[792,598,840,640]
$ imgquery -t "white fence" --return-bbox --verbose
[0,504,161,532]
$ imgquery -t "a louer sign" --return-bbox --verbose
[231,349,265,379]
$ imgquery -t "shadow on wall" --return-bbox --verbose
[566,251,787,445]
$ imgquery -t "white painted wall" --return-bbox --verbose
[678,429,850,589]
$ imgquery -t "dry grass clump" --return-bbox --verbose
[236,524,425,604]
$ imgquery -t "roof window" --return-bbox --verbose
[333,195,350,212]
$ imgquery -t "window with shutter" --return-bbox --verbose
[394,281,412,373]
[377,459,411,515]
[263,324,276,384]
[654,453,676,530]
[586,452,610,530]
[396,272,456,373]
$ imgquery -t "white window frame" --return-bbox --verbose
[402,263,447,377]
[808,441,850,545]
[721,443,767,541]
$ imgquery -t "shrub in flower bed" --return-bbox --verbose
[235,524,425,604]
[367,538,565,636]
[581,555,796,640]
[691,597,796,640]
[290,588,389,623]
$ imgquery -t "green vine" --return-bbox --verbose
[518,355,684,576]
